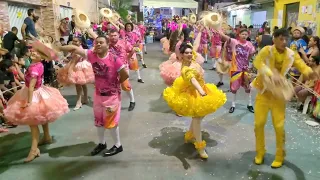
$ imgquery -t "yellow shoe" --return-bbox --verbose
[184,131,195,143]
[254,153,265,165]
[271,156,284,168]
[194,141,208,159]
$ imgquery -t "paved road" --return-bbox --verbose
[1,43,320,180]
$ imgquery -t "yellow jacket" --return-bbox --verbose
[251,45,312,92]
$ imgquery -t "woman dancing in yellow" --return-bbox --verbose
[252,28,316,168]
[163,42,227,159]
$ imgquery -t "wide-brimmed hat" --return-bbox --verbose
[112,13,121,22]
[100,8,113,19]
[181,16,188,21]
[216,60,231,74]
[291,26,305,34]
[31,40,58,60]
[75,10,91,29]
[189,13,197,24]
[203,12,222,29]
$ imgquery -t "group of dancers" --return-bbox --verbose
[159,13,318,168]
[2,10,319,170]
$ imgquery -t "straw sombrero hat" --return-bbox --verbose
[203,12,222,29]
[189,13,197,24]
[216,60,231,74]
[100,8,113,18]
[75,10,90,29]
[291,26,305,34]
[31,41,58,60]
[0,48,9,55]
[112,13,121,22]
[181,16,188,21]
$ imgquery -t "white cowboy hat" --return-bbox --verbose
[74,10,91,29]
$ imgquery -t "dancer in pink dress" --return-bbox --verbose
[59,35,129,157]
[4,41,69,162]
[57,34,94,110]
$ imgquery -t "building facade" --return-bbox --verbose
[273,0,319,35]
[0,0,105,39]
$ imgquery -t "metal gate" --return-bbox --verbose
[59,6,73,21]
[8,4,32,39]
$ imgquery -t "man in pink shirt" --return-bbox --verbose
[109,29,136,111]
[59,34,129,157]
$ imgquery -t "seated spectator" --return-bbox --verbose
[60,38,66,46]
[0,59,17,98]
[299,36,320,64]
[295,56,320,111]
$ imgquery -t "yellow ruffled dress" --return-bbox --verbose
[163,63,227,117]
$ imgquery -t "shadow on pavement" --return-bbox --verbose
[149,127,217,170]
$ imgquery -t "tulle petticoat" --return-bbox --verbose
[159,53,204,86]
[160,37,170,55]
[57,60,95,85]
[163,77,227,117]
[4,86,69,125]
[160,61,182,86]
[195,53,205,65]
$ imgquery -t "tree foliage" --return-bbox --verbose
[111,0,132,19]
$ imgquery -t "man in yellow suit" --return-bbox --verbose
[251,28,315,168]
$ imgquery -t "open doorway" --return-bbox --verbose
[285,2,300,28]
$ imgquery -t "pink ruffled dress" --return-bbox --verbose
[57,49,95,85]
[159,40,205,86]
[4,62,69,125]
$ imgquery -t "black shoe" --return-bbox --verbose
[138,79,144,83]
[210,67,216,71]
[204,61,208,63]
[145,52,147,54]
[297,104,303,112]
[247,105,254,113]
[216,82,224,88]
[91,143,107,156]
[142,64,147,68]
[128,102,135,111]
[103,145,123,157]
[229,107,235,113]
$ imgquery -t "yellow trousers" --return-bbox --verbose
[254,91,286,159]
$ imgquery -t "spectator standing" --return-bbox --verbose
[69,15,76,34]
[257,26,273,49]
[21,9,38,39]
[59,18,70,44]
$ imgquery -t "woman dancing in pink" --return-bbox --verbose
[57,34,94,110]
[4,41,69,162]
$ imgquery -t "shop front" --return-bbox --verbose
[141,0,198,39]
[273,0,319,36]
